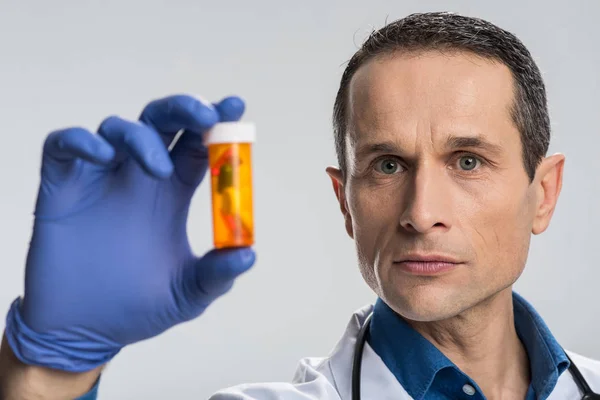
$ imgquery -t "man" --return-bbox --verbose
[0,11,598,400]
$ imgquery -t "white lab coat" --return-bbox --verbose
[210,305,600,399]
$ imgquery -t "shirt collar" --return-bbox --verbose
[368,292,570,400]
[512,292,570,397]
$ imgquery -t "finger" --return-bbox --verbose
[213,96,245,122]
[97,116,174,179]
[139,94,219,138]
[43,127,115,165]
[169,95,246,187]
[179,247,256,317]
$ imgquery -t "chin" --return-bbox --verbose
[389,297,461,322]
[380,279,470,322]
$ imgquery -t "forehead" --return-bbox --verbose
[346,50,519,151]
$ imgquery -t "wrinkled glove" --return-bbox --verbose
[5,94,256,372]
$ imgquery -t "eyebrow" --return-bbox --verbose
[445,135,503,156]
[354,142,399,160]
[354,135,504,160]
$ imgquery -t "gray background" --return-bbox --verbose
[0,0,598,398]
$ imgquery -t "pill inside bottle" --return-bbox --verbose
[204,121,255,249]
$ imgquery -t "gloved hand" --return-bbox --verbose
[4,94,256,372]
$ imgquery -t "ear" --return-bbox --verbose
[326,166,354,239]
[532,153,565,235]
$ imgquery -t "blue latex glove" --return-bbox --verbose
[5,94,256,372]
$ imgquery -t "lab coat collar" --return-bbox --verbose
[327,304,413,400]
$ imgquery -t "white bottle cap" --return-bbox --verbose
[204,121,256,145]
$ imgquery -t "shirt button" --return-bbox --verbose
[462,384,476,396]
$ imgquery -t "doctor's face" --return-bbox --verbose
[328,51,564,322]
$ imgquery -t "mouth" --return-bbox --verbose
[393,254,462,276]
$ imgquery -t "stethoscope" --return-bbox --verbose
[351,313,600,400]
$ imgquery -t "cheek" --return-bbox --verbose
[348,183,400,237]
[466,185,534,279]
[347,183,400,269]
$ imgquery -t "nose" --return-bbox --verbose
[399,167,451,234]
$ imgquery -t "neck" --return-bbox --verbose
[407,288,530,399]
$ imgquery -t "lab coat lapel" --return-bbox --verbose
[328,305,413,400]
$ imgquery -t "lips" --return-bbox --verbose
[394,254,461,275]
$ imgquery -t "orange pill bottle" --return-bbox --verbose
[204,122,256,249]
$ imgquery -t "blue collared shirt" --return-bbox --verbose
[368,292,570,400]
[75,379,99,400]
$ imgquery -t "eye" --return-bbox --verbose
[374,158,402,175]
[457,155,481,171]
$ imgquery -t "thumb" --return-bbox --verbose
[180,247,256,315]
